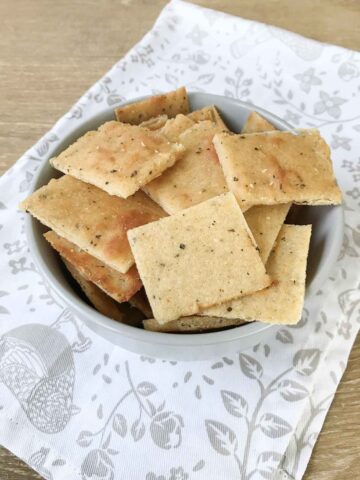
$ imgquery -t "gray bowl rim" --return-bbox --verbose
[25,92,344,348]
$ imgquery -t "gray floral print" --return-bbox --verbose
[294,68,322,93]
[313,91,347,119]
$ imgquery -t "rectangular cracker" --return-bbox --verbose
[115,87,189,124]
[50,121,185,199]
[144,316,246,333]
[129,289,153,318]
[20,175,166,273]
[242,111,276,133]
[188,106,228,130]
[139,114,169,130]
[202,224,312,324]
[44,230,142,303]
[214,129,342,210]
[244,203,291,264]
[143,120,228,214]
[128,192,271,323]
[63,259,126,323]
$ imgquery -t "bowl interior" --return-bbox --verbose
[26,92,344,357]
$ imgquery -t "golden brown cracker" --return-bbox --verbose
[20,175,166,273]
[50,121,185,199]
[115,87,189,124]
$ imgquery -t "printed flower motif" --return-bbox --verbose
[313,91,346,119]
[3,240,26,255]
[81,450,114,480]
[169,467,189,480]
[186,25,208,46]
[337,319,352,339]
[342,158,360,183]
[150,411,184,449]
[346,187,360,199]
[294,68,322,93]
[342,159,354,170]
[331,134,352,151]
[9,257,27,274]
[338,62,359,82]
[284,110,301,125]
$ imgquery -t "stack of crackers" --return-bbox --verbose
[21,87,342,333]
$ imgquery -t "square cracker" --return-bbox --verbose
[242,111,276,134]
[20,175,166,273]
[128,192,271,323]
[188,106,228,130]
[202,224,311,324]
[115,87,189,124]
[244,203,291,264]
[63,259,126,323]
[143,120,228,214]
[50,121,185,199]
[44,230,142,303]
[214,129,342,210]
[143,316,246,333]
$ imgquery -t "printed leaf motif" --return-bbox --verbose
[113,414,127,437]
[198,73,215,84]
[276,329,293,344]
[0,306,9,314]
[146,399,157,416]
[205,420,238,455]
[107,93,123,106]
[137,381,157,397]
[239,354,263,380]
[165,73,178,86]
[225,76,235,86]
[0,202,6,209]
[293,349,321,376]
[107,448,120,456]
[224,89,235,98]
[102,432,111,449]
[193,460,205,472]
[221,390,248,418]
[131,419,146,442]
[77,430,94,447]
[278,380,308,401]
[0,291,9,297]
[257,451,283,479]
[259,413,292,438]
[28,448,49,469]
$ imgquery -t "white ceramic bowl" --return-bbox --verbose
[26,93,344,360]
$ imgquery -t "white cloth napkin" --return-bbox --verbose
[0,1,359,479]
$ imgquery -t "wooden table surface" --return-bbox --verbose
[0,1,359,478]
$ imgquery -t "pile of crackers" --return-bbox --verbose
[21,87,342,333]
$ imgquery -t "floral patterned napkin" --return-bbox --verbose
[0,1,359,479]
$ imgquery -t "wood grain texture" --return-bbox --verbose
[0,0,359,478]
